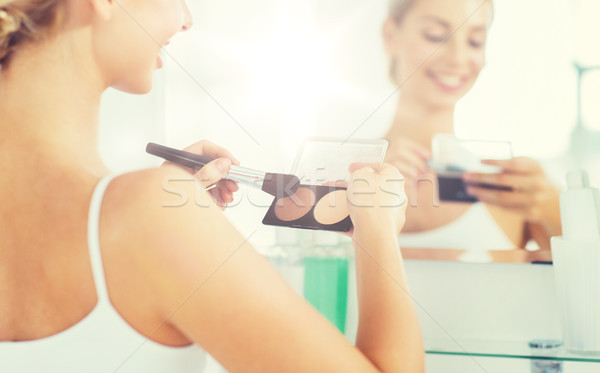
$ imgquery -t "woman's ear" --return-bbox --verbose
[89,0,113,21]
[382,17,399,56]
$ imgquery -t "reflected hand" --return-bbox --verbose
[462,157,561,230]
[161,140,241,209]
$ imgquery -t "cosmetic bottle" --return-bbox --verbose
[551,170,600,352]
[559,170,600,240]
[303,231,352,333]
[528,339,563,373]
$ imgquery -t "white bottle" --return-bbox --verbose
[552,170,600,352]
[559,170,600,241]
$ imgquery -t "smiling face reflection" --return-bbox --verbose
[384,0,492,109]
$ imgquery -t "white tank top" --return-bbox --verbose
[398,202,515,250]
[0,175,207,372]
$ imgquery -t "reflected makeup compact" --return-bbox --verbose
[430,134,513,203]
[262,184,352,232]
[262,137,388,232]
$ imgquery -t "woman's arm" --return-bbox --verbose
[349,164,425,371]
[127,163,423,372]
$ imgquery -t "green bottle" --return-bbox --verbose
[303,231,351,333]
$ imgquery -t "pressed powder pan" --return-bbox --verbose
[313,189,349,225]
[263,184,352,232]
[274,186,316,221]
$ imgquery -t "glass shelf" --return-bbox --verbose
[425,338,600,363]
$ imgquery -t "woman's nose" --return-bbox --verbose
[441,37,471,68]
[181,1,193,31]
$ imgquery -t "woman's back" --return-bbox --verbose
[0,156,95,340]
[0,166,207,371]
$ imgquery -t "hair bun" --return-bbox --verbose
[0,7,20,63]
[0,1,64,67]
[0,8,19,34]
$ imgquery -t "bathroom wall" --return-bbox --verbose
[98,71,166,173]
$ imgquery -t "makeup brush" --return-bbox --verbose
[146,142,301,197]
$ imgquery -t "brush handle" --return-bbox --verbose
[146,142,212,170]
[146,143,301,197]
[146,142,266,186]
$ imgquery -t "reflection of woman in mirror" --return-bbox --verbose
[383,0,561,251]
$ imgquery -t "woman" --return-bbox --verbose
[0,1,423,372]
[383,0,561,250]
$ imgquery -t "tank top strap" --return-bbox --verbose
[87,175,117,303]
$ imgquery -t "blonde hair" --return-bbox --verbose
[0,0,65,66]
[389,0,416,24]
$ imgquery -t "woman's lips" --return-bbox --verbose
[427,71,468,94]
[157,42,170,69]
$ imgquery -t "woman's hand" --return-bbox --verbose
[462,157,562,237]
[161,140,240,208]
[347,162,407,237]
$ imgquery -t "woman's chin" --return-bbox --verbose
[113,78,154,95]
[112,69,156,95]
[424,85,472,109]
[422,93,463,110]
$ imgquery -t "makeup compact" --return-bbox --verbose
[262,138,388,232]
[430,134,513,203]
[262,184,353,232]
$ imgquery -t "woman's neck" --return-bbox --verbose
[0,36,108,176]
[385,95,455,151]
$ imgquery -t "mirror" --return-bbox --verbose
[122,0,598,264]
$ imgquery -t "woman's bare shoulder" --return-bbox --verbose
[99,165,236,276]
[104,165,197,207]
[104,163,232,232]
